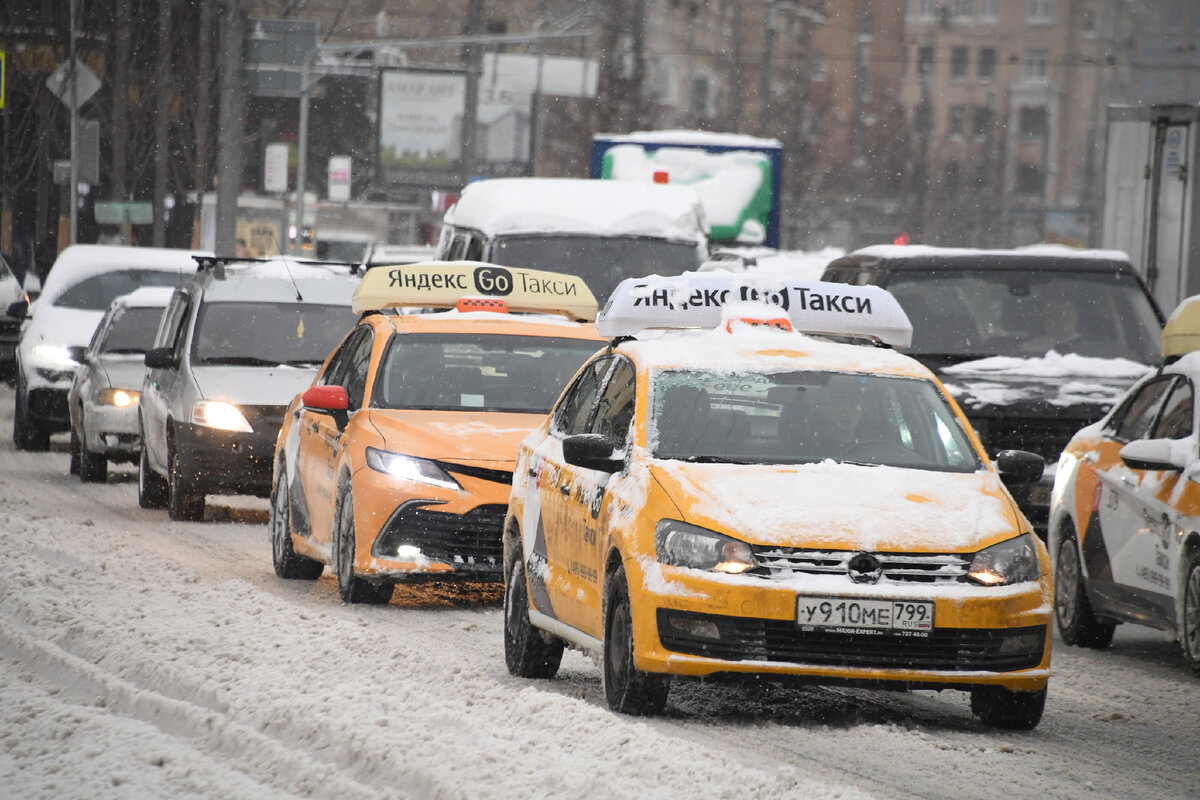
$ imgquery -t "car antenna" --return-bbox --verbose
[269,230,304,301]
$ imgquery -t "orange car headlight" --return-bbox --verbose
[365,447,461,490]
[655,519,758,574]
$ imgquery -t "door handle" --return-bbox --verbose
[559,483,571,495]
[307,423,319,434]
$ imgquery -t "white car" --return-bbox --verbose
[0,253,24,376]
[66,287,175,483]
[11,245,208,450]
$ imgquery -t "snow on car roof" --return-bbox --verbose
[597,130,782,148]
[846,243,1133,264]
[110,286,177,309]
[199,260,359,305]
[39,244,211,305]
[443,178,708,244]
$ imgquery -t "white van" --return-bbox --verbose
[435,177,708,301]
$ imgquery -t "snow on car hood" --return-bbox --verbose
[938,351,1152,410]
[367,410,546,465]
[22,306,104,349]
[95,355,149,392]
[649,460,1021,553]
[191,365,318,407]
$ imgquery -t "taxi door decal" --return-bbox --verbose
[284,408,313,537]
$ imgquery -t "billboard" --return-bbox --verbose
[377,68,467,187]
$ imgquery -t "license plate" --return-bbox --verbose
[796,596,934,633]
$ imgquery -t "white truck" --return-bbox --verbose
[1102,104,1200,314]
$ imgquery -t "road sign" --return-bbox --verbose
[46,58,102,111]
[95,201,154,225]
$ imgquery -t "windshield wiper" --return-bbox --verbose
[679,455,756,464]
[200,355,282,367]
[282,358,325,367]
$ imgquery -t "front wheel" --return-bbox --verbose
[167,445,205,522]
[13,380,49,451]
[138,444,168,509]
[1054,528,1115,648]
[602,565,669,715]
[504,554,563,678]
[1180,548,1200,677]
[333,486,393,605]
[78,424,108,483]
[68,427,81,475]
[970,685,1047,730]
[270,465,322,580]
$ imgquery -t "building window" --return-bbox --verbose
[1082,10,1096,36]
[1027,0,1054,24]
[979,0,998,20]
[972,106,994,138]
[948,106,966,139]
[978,47,996,80]
[1017,162,1045,195]
[917,0,939,20]
[952,0,973,20]
[1023,49,1049,81]
[1019,106,1049,139]
[950,47,968,80]
[918,45,935,76]
[944,161,962,194]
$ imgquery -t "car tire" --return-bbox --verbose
[602,564,669,715]
[167,444,205,522]
[13,379,49,451]
[333,485,393,605]
[1180,547,1200,677]
[270,464,323,580]
[138,444,168,509]
[68,427,81,475]
[970,684,1047,730]
[504,552,563,678]
[1054,528,1115,648]
[78,425,108,483]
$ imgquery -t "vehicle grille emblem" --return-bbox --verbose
[847,552,883,584]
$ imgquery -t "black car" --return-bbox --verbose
[822,245,1164,535]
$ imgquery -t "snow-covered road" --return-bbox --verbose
[0,383,1196,800]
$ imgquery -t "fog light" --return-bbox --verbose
[396,545,422,559]
[666,614,721,640]
[998,630,1044,655]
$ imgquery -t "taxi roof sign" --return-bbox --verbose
[352,261,598,322]
[1162,294,1200,358]
[598,273,913,348]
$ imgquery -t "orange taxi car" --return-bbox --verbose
[503,273,1053,728]
[270,262,604,604]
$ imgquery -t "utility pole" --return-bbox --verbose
[152,0,172,246]
[68,0,79,246]
[215,0,245,257]
[462,0,485,184]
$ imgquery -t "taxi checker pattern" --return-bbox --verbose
[504,272,1054,729]
[1049,294,1200,676]
[269,262,604,605]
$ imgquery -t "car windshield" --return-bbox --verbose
[491,235,700,302]
[651,369,981,471]
[373,332,600,413]
[884,268,1162,363]
[100,306,165,354]
[55,270,184,311]
[192,302,357,366]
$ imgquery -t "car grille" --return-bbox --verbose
[372,502,505,571]
[658,610,1045,672]
[750,547,971,583]
[971,416,1092,462]
[242,405,287,436]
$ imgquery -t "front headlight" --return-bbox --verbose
[655,520,757,574]
[191,400,252,432]
[967,533,1041,586]
[32,342,77,367]
[98,388,140,408]
[365,446,461,490]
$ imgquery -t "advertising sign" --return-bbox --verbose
[264,142,290,194]
[378,69,466,187]
[328,155,351,202]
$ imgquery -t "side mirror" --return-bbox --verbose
[301,385,350,430]
[1119,438,1188,472]
[563,433,623,473]
[144,347,178,370]
[65,345,88,364]
[5,299,28,320]
[995,449,1045,486]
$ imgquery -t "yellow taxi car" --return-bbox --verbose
[1049,296,1200,676]
[503,272,1053,728]
[270,262,605,604]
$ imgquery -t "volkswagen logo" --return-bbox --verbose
[847,552,883,584]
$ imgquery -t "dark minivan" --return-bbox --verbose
[822,244,1164,534]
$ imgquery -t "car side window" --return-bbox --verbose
[1111,377,1174,441]
[1153,379,1193,440]
[551,357,610,437]
[154,293,192,360]
[342,329,375,412]
[590,357,636,449]
[321,327,366,389]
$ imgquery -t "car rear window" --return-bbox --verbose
[100,306,167,354]
[191,302,358,367]
[55,270,184,311]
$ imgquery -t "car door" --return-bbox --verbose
[522,355,612,627]
[1088,376,1177,610]
[141,290,192,473]
[297,326,373,545]
[1107,377,1195,625]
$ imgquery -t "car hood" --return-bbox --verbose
[21,306,104,349]
[95,355,148,391]
[932,352,1152,415]
[649,460,1023,553]
[366,410,545,466]
[191,365,318,406]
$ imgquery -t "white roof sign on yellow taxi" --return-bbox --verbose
[353,261,598,322]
